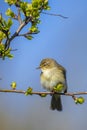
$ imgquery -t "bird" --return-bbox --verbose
[37,58,67,111]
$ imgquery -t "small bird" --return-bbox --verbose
[37,58,67,111]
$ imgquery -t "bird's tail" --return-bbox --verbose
[51,94,62,111]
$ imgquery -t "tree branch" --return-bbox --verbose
[0,89,87,96]
[17,7,22,25]
[18,31,38,37]
[0,89,25,94]
[42,12,68,19]
[5,17,32,49]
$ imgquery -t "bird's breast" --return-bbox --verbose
[40,68,66,91]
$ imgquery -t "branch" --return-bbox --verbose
[5,17,32,49]
[10,49,18,51]
[0,89,25,94]
[0,89,87,96]
[17,7,22,24]
[0,88,86,104]
[18,31,38,37]
[42,12,68,19]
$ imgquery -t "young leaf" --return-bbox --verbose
[25,87,33,96]
[77,97,85,104]
[40,93,47,97]
[6,8,15,18]
[7,18,13,28]
[11,82,17,89]
[25,35,33,40]
[53,83,64,92]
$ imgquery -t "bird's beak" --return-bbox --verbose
[36,66,40,69]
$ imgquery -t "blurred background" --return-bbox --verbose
[0,0,87,130]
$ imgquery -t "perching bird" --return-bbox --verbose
[37,58,67,111]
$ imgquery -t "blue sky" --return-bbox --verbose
[0,0,87,130]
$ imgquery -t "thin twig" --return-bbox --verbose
[18,31,38,37]
[0,89,25,94]
[17,7,22,24]
[42,12,68,19]
[0,89,87,96]
[10,49,18,51]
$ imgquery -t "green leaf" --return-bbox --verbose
[6,8,15,18]
[0,44,13,59]
[0,44,5,51]
[77,97,85,104]
[53,83,64,92]
[7,18,13,28]
[40,93,47,97]
[20,2,28,13]
[0,17,12,31]
[44,6,50,10]
[11,82,17,89]
[26,3,32,11]
[29,26,38,33]
[0,31,6,41]
[25,87,33,96]
[25,35,33,40]
[32,1,38,8]
[7,53,14,59]
[74,97,85,104]
[32,0,43,8]
[32,10,39,18]
[5,0,17,5]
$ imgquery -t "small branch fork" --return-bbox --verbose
[0,89,87,96]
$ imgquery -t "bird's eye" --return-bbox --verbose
[43,61,50,67]
[43,62,47,66]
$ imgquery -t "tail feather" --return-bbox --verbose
[51,95,62,111]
